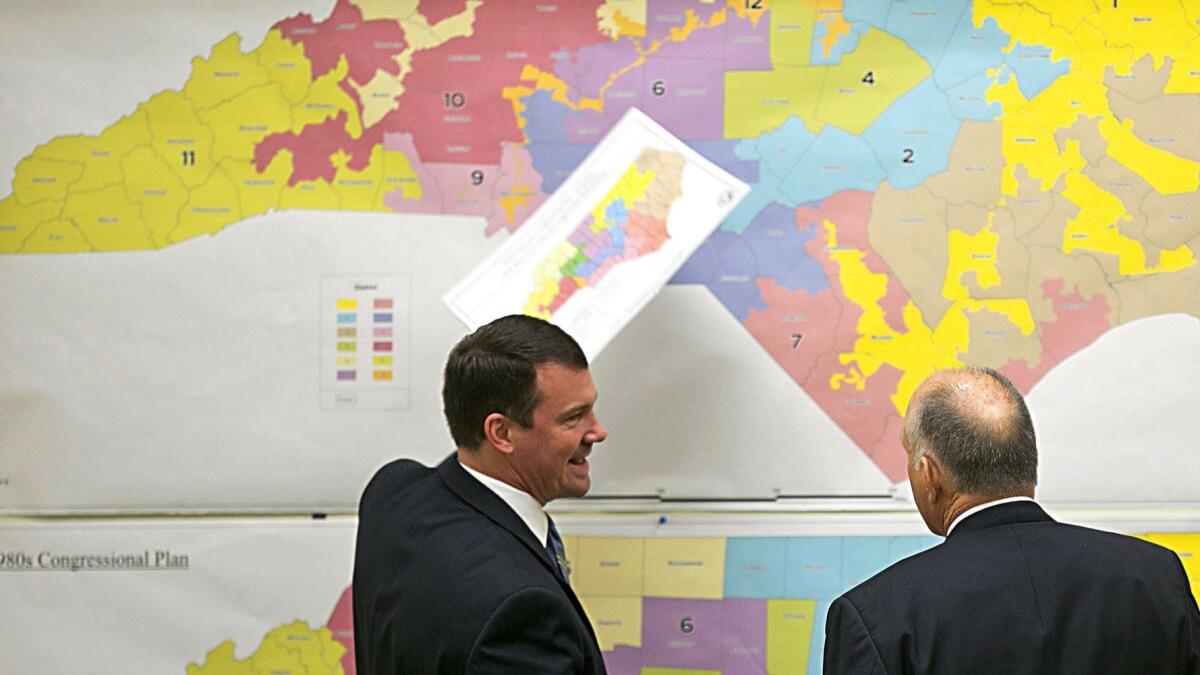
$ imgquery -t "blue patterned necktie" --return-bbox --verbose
[544,516,570,584]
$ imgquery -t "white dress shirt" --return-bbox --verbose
[459,461,550,547]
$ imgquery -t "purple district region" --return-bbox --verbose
[739,202,827,292]
[642,597,725,669]
[603,645,645,675]
[672,202,829,320]
[723,598,769,674]
[640,56,725,140]
[644,0,726,41]
[672,232,764,320]
[724,10,772,71]
[555,39,641,99]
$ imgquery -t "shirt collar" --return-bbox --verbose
[458,461,549,546]
[947,496,1037,535]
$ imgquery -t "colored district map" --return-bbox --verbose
[526,148,684,317]
[188,532,1200,675]
[3,0,1199,483]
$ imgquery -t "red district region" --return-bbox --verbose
[395,0,608,164]
[418,0,467,26]
[273,0,407,84]
[1001,279,1112,392]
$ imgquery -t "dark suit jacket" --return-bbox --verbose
[353,455,606,674]
[824,501,1200,674]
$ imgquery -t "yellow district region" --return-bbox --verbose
[256,28,314,104]
[815,27,932,136]
[943,225,1000,300]
[823,219,964,416]
[121,146,189,247]
[186,620,345,675]
[183,34,271,110]
[597,0,647,39]
[0,25,411,254]
[769,3,817,68]
[726,26,930,139]
[1060,170,1196,276]
[767,599,817,674]
[574,537,645,597]
[591,162,655,232]
[724,66,827,138]
[978,0,1199,276]
[294,56,362,138]
[1141,534,1200,599]
[578,596,644,651]
[198,84,294,163]
[643,538,726,599]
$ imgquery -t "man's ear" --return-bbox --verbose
[920,453,947,502]
[483,412,515,455]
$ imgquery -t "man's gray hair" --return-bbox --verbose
[904,366,1038,495]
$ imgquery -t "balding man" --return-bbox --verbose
[823,367,1200,675]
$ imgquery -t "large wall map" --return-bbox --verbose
[2,0,1198,485]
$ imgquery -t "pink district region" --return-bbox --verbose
[744,278,844,386]
[274,0,407,84]
[640,597,767,672]
[1002,278,1112,392]
[325,585,356,675]
[380,132,498,218]
[489,142,547,234]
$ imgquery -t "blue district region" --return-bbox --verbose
[777,125,886,205]
[847,0,973,65]
[933,15,1009,90]
[947,72,1002,120]
[522,90,594,192]
[735,117,818,191]
[725,538,788,598]
[527,143,592,193]
[861,77,962,189]
[811,21,869,65]
[1004,42,1072,100]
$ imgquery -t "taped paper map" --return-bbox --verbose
[444,107,749,360]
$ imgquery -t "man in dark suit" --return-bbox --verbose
[824,366,1200,674]
[353,315,608,674]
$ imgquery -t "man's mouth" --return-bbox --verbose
[568,450,590,466]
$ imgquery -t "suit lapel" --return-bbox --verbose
[436,455,604,652]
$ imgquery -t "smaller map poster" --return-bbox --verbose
[444,108,749,359]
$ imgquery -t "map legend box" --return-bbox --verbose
[320,276,411,410]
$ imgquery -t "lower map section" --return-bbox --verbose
[3,516,1198,674]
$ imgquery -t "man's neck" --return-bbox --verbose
[456,447,536,503]
[940,492,1035,535]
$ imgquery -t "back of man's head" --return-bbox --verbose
[905,367,1038,496]
[442,314,588,451]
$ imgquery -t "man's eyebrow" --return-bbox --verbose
[558,402,592,421]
